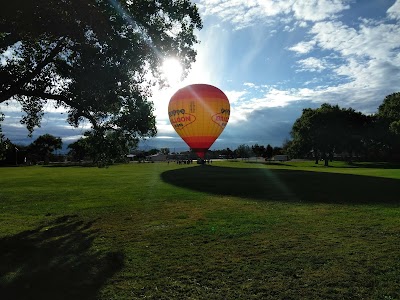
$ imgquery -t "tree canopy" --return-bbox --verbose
[289,104,370,165]
[29,134,62,164]
[376,92,400,157]
[0,0,202,144]
[378,92,400,135]
[287,93,400,163]
[68,130,136,166]
[378,92,400,123]
[236,144,252,160]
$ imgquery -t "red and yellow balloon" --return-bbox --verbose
[168,84,230,158]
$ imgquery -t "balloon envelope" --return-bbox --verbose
[168,84,230,158]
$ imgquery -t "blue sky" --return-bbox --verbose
[2,0,400,152]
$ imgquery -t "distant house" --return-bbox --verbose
[146,153,167,162]
[272,155,289,161]
[126,154,136,161]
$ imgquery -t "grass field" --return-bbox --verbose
[0,161,399,299]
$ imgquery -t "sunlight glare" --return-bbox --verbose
[162,58,183,87]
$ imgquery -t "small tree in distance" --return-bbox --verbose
[265,144,273,161]
[236,144,252,160]
[67,138,89,162]
[160,148,170,155]
[251,144,265,158]
[29,134,62,164]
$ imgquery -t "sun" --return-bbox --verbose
[161,58,183,87]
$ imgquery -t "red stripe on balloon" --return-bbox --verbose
[182,136,217,149]
[171,84,228,101]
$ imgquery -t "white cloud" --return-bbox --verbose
[291,0,350,22]
[2,122,25,128]
[0,101,22,113]
[229,87,309,123]
[62,135,83,142]
[225,90,247,104]
[284,9,400,112]
[387,0,400,19]
[155,136,175,139]
[222,89,249,123]
[196,0,350,29]
[156,123,176,135]
[304,20,400,97]
[284,25,295,32]
[288,40,316,54]
[228,63,399,122]
[243,82,256,88]
[310,21,400,60]
[1,99,69,114]
[297,21,308,28]
[297,57,327,72]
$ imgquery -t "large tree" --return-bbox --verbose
[89,130,136,165]
[377,92,400,125]
[289,107,320,164]
[0,0,202,143]
[289,104,368,166]
[340,107,370,163]
[376,92,400,159]
[68,130,135,166]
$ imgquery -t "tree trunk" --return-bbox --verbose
[348,149,353,165]
[314,152,319,164]
[322,153,329,166]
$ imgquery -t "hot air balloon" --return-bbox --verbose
[168,84,230,159]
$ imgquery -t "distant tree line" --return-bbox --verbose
[0,133,62,165]
[205,144,283,160]
[0,130,137,166]
[285,92,400,166]
[2,92,399,166]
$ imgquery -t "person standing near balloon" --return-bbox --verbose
[168,84,230,159]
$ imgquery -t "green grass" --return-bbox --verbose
[1,161,399,299]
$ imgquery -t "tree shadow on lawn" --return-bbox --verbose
[347,161,400,169]
[41,163,97,168]
[161,165,400,205]
[0,215,124,300]
[246,161,295,167]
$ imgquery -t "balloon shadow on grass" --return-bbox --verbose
[0,215,124,300]
[160,165,400,205]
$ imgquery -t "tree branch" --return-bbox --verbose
[14,89,100,130]
[0,37,68,103]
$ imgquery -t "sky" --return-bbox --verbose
[2,0,400,152]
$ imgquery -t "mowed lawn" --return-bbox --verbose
[0,161,399,299]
